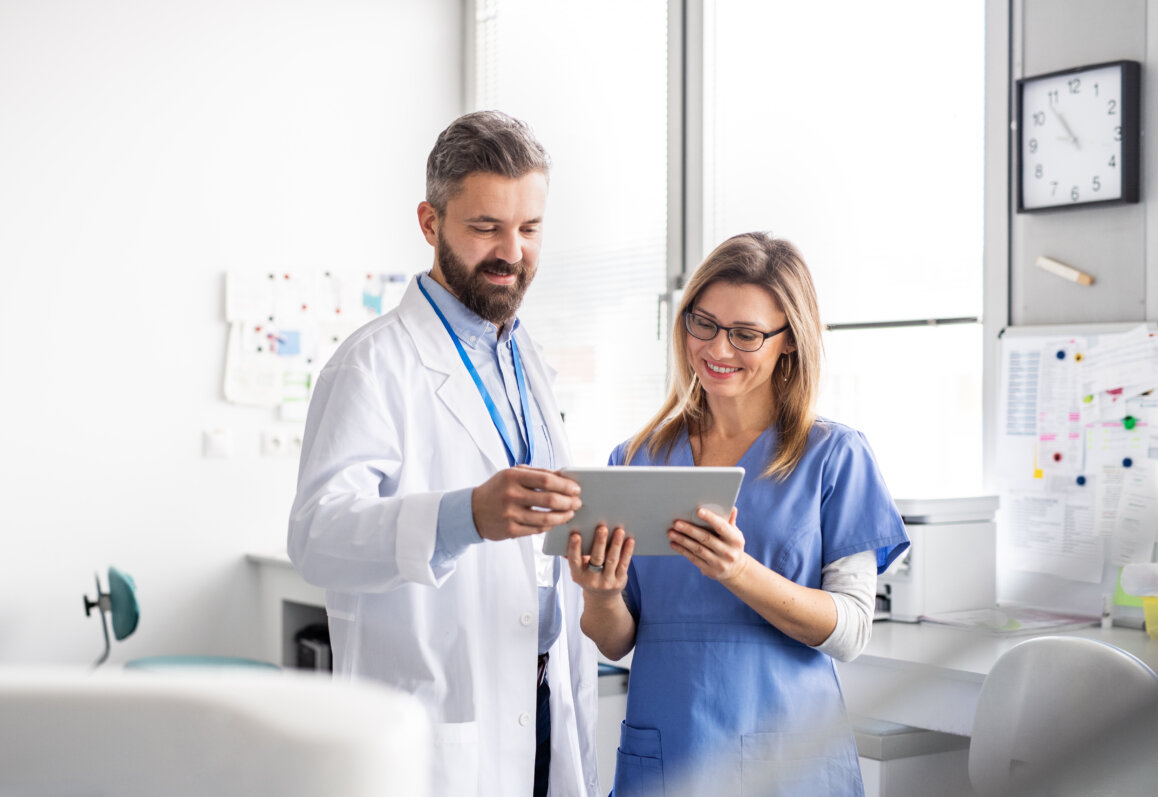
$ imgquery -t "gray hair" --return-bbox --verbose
[425,110,551,214]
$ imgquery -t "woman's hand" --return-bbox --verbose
[567,524,638,660]
[671,506,839,647]
[565,524,634,598]
[668,506,751,583]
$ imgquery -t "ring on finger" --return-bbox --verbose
[587,561,605,573]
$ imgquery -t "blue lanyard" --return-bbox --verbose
[418,279,535,466]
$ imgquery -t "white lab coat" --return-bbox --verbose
[288,276,599,797]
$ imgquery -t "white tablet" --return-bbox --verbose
[542,466,745,557]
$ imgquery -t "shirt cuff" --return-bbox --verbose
[433,487,483,568]
[812,550,878,662]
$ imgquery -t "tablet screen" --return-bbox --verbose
[542,465,745,556]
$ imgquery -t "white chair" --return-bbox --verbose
[0,667,431,797]
[968,635,1158,797]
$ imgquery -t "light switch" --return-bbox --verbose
[203,427,233,458]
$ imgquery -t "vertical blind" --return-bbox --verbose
[472,0,671,466]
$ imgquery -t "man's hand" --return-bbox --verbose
[472,465,582,541]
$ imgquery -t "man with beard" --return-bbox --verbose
[288,111,599,797]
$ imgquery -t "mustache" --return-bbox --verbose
[476,259,524,277]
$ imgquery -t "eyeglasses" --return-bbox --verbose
[683,311,790,353]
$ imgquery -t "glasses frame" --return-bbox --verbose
[683,311,790,353]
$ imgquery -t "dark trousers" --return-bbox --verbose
[534,676,551,797]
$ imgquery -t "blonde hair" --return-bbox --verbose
[624,233,823,480]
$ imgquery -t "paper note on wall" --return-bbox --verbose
[223,269,412,408]
[1036,337,1085,478]
[223,322,283,406]
[998,327,1158,587]
[1006,489,1103,583]
[1079,325,1158,402]
[1110,461,1158,565]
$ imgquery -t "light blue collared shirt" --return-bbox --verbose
[421,273,563,655]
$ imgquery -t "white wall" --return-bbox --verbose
[1009,0,1151,326]
[0,0,462,664]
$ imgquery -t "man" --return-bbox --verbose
[288,111,599,797]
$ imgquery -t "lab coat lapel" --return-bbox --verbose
[511,323,574,592]
[399,277,511,473]
[513,324,573,467]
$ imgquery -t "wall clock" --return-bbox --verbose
[1016,60,1141,212]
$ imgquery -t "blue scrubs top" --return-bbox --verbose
[609,420,909,797]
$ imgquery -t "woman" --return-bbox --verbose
[566,232,909,796]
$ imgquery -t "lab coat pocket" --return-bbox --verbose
[431,720,480,795]
[740,731,834,796]
[613,721,664,796]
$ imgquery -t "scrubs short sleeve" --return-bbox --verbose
[819,428,909,573]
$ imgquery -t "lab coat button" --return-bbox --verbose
[518,712,531,727]
[520,612,533,626]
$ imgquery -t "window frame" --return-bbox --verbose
[464,0,989,492]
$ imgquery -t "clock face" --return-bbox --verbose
[1017,61,1140,211]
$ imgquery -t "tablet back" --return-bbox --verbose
[542,466,745,556]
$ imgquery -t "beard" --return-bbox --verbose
[436,228,534,326]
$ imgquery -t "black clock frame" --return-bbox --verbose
[1016,59,1141,213]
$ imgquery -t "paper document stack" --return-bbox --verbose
[920,607,1098,636]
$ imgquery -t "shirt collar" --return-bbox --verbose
[418,272,520,349]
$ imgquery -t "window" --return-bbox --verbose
[472,1,985,494]
[702,0,985,497]
[472,0,671,466]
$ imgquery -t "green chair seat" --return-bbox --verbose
[86,566,280,671]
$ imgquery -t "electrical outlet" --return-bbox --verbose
[262,428,303,458]
[261,430,284,457]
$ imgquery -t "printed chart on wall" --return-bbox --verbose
[998,324,1158,616]
[223,270,410,420]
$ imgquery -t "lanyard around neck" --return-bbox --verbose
[418,279,534,466]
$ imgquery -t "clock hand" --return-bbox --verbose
[1049,103,1081,149]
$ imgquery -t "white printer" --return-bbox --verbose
[877,496,999,623]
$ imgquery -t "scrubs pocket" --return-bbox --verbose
[613,721,664,796]
[431,721,480,795]
[741,731,834,796]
